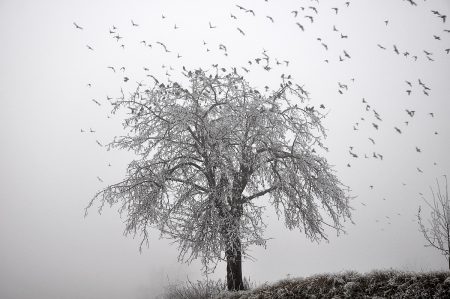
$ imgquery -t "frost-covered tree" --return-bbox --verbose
[86,68,352,291]
[417,175,450,270]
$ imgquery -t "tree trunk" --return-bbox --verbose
[226,236,244,291]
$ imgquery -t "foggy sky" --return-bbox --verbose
[1,0,450,298]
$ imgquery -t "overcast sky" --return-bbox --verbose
[1,0,450,298]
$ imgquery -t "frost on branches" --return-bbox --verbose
[418,175,450,270]
[86,68,352,290]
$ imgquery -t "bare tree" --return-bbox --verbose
[86,68,352,291]
[417,175,450,270]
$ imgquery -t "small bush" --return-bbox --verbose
[161,277,254,299]
[162,279,226,299]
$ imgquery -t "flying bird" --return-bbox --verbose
[73,22,83,30]
[237,27,245,35]
[305,15,314,23]
[246,9,255,16]
[92,99,101,106]
[405,109,415,117]
[309,6,318,14]
[393,45,399,54]
[209,22,216,29]
[131,20,138,26]
[156,41,170,52]
[296,22,304,31]
[97,176,104,182]
[86,45,94,51]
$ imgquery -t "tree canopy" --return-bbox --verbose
[87,68,352,278]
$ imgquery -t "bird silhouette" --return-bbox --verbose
[309,6,318,14]
[237,27,245,35]
[73,22,83,30]
[266,16,274,23]
[96,140,103,147]
[86,45,94,51]
[332,7,338,14]
[246,9,255,16]
[393,45,399,54]
[394,127,402,134]
[305,15,314,23]
[156,41,170,52]
[296,22,304,31]
[349,151,358,158]
[291,10,298,17]
[231,14,237,19]
[209,22,216,29]
[92,99,101,106]
[131,20,138,26]
[97,176,104,182]
[405,109,415,117]
[377,44,386,50]
[107,66,116,72]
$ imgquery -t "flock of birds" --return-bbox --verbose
[74,0,449,232]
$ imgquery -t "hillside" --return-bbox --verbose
[215,270,450,299]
